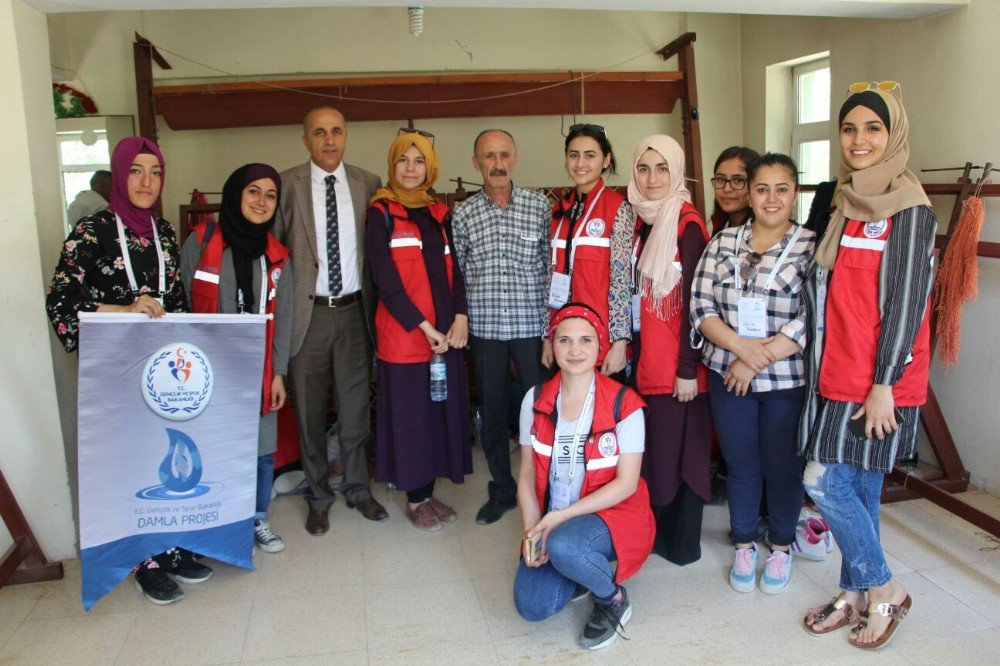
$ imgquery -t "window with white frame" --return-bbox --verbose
[58,130,110,232]
[791,59,830,222]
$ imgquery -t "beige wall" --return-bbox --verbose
[742,2,1000,493]
[0,0,76,560]
[48,8,744,216]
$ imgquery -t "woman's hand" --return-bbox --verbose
[730,336,776,372]
[541,338,554,368]
[852,384,898,440]
[98,294,166,318]
[446,315,468,349]
[270,375,287,411]
[419,320,448,354]
[600,340,628,376]
[724,359,756,396]
[673,376,698,403]
[524,509,570,565]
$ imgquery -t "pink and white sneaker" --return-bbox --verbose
[790,517,834,561]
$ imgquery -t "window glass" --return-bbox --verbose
[797,67,830,124]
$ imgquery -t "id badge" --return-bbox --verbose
[630,294,642,332]
[737,297,768,339]
[816,268,827,332]
[548,272,571,309]
[550,481,572,511]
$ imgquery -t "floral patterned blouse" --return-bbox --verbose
[46,210,188,352]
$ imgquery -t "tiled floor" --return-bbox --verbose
[1,446,998,665]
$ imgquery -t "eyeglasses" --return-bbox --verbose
[397,127,435,146]
[847,80,900,95]
[710,176,748,191]
[739,251,764,283]
[569,123,607,136]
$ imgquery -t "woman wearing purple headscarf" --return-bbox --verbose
[47,137,212,606]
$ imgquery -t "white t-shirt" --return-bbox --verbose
[519,386,644,511]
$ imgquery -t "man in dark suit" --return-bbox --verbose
[274,106,388,535]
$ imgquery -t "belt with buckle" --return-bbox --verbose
[314,291,361,307]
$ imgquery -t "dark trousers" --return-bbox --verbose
[470,335,542,505]
[652,484,704,566]
[407,480,436,504]
[708,373,805,546]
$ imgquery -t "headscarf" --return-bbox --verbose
[627,135,692,319]
[548,302,609,365]
[370,133,439,209]
[816,88,931,268]
[107,136,165,238]
[218,163,282,311]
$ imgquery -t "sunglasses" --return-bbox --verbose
[569,123,607,136]
[847,80,900,95]
[739,252,764,283]
[397,127,435,146]
[710,176,748,191]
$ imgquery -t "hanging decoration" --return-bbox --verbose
[53,83,98,118]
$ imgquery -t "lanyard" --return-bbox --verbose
[734,222,803,292]
[115,214,164,297]
[554,378,596,485]
[550,183,605,275]
[237,255,269,315]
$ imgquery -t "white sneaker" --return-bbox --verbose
[790,517,833,561]
[759,549,792,594]
[254,520,285,553]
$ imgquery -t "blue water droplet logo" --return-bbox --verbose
[159,428,203,492]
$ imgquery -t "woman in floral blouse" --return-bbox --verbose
[46,137,211,607]
[46,137,186,352]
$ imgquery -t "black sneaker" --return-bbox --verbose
[475,499,516,525]
[579,586,632,650]
[166,549,213,584]
[134,568,183,605]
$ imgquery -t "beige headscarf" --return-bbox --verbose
[370,133,439,209]
[816,88,931,268]
[627,135,691,320]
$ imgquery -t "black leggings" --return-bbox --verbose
[407,480,436,504]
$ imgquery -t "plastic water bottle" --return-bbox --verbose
[473,407,483,446]
[430,353,447,402]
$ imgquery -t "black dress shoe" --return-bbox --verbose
[475,499,516,525]
[346,496,389,522]
[306,508,330,535]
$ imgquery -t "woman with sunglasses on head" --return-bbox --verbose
[799,84,934,650]
[365,129,472,532]
[542,124,633,380]
[691,153,816,595]
[46,137,213,605]
[709,146,760,237]
[514,302,653,651]
[626,135,711,565]
[181,163,291,555]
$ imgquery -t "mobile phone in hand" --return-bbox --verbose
[848,408,905,439]
[523,532,543,564]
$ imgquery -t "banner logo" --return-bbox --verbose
[143,343,213,420]
[136,428,211,500]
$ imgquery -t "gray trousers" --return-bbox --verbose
[289,300,373,510]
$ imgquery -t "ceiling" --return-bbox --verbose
[27,0,966,19]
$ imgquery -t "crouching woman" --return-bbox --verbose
[513,302,654,651]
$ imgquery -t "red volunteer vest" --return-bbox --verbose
[529,373,654,582]
[819,217,932,406]
[374,200,454,364]
[549,180,624,364]
[635,203,710,396]
[189,222,289,415]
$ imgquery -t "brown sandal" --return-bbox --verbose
[803,596,859,636]
[849,594,912,650]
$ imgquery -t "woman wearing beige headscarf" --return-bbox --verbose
[627,135,712,565]
[799,86,935,650]
[365,130,472,532]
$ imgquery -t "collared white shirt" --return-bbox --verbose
[310,160,358,297]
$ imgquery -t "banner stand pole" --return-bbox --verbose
[0,468,64,588]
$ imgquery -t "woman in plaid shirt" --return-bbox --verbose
[690,153,816,595]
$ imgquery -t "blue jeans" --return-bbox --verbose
[708,372,805,545]
[513,514,617,621]
[256,454,274,522]
[803,461,892,591]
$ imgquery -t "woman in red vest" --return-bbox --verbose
[626,135,711,565]
[542,124,633,379]
[691,154,817,595]
[799,86,934,650]
[181,163,291,556]
[365,130,472,532]
[514,303,654,651]
[709,146,760,237]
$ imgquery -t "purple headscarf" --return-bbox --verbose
[107,136,165,238]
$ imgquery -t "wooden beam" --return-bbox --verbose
[133,34,158,143]
[888,469,997,537]
[0,469,63,588]
[152,72,683,130]
[659,32,705,215]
